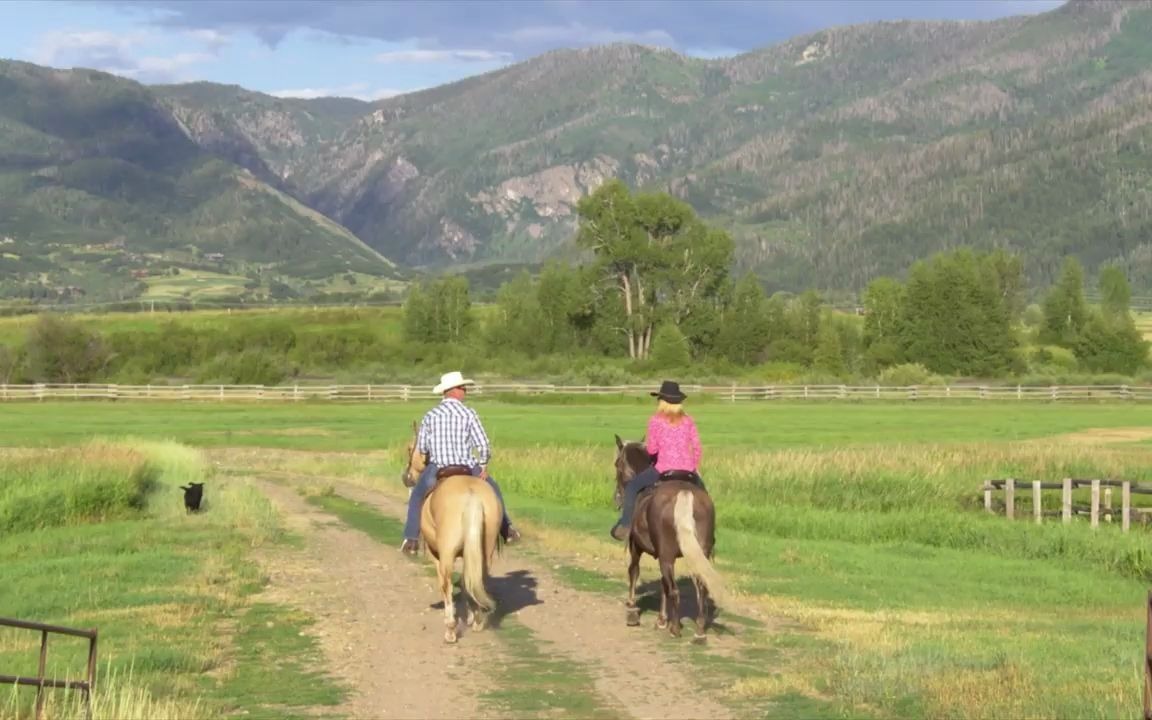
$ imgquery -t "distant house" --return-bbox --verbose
[131,269,150,279]
[205,253,225,262]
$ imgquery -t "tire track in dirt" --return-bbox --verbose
[252,478,502,720]
[323,480,739,720]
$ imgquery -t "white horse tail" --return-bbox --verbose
[672,490,732,609]
[461,490,494,611]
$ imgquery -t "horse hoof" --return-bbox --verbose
[626,609,641,626]
[655,618,668,630]
[444,630,458,644]
[669,626,682,638]
[692,633,707,645]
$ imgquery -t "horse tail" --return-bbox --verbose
[673,490,732,609]
[461,489,494,611]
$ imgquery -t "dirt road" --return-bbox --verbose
[251,474,743,720]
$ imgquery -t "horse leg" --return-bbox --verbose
[691,574,710,644]
[625,542,642,626]
[660,557,682,638]
[464,581,476,629]
[437,555,458,644]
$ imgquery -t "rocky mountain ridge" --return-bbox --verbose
[4,0,1152,300]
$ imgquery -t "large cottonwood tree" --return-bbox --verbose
[575,179,733,360]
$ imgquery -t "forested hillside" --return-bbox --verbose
[0,61,399,304]
[2,0,1152,300]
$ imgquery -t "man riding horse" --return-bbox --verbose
[610,380,707,541]
[400,371,522,555]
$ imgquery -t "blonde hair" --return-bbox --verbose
[656,399,685,424]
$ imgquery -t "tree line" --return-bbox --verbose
[2,180,1148,386]
[406,180,1150,381]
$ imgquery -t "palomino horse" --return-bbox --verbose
[403,421,503,644]
[612,434,731,643]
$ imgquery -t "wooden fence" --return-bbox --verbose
[2,383,1152,403]
[982,478,1152,532]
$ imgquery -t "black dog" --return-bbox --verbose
[180,482,205,513]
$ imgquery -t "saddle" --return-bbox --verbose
[658,469,703,487]
[637,470,704,501]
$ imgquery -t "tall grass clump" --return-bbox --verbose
[0,442,156,533]
[124,438,280,543]
[3,662,209,720]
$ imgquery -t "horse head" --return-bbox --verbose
[612,433,648,511]
[402,420,426,488]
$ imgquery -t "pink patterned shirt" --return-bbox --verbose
[645,413,702,474]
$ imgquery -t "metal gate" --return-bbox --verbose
[0,616,98,719]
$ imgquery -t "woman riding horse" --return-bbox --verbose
[610,380,706,541]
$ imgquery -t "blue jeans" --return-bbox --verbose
[615,467,707,529]
[403,463,511,540]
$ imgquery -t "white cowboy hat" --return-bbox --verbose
[433,371,475,394]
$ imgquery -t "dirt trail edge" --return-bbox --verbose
[252,479,498,720]
[327,480,737,720]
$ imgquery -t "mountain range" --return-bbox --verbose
[2,0,1151,303]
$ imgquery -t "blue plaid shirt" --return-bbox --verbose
[416,398,492,468]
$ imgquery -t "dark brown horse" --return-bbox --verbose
[612,434,731,643]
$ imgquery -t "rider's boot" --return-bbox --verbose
[400,538,419,555]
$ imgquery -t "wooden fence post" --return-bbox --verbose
[983,481,992,513]
[1091,479,1101,529]
[1005,478,1015,520]
[1104,486,1113,523]
[1124,481,1132,533]
[1033,481,1042,524]
[1062,478,1072,524]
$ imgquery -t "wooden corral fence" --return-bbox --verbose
[0,617,98,719]
[2,383,1152,403]
[982,478,1152,532]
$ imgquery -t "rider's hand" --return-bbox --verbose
[478,467,490,481]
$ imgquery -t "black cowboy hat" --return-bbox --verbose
[650,380,686,403]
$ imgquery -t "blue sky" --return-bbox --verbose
[0,0,1066,101]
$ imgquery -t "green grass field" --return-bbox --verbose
[140,270,252,301]
[0,306,407,349]
[3,399,1152,719]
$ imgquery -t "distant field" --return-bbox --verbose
[140,270,251,300]
[0,305,408,347]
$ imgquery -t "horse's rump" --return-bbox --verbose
[420,474,502,643]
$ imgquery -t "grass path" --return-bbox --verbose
[247,468,752,719]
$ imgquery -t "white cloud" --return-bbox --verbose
[184,28,231,52]
[31,30,149,66]
[270,84,411,101]
[132,52,216,78]
[31,28,226,83]
[373,48,513,64]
